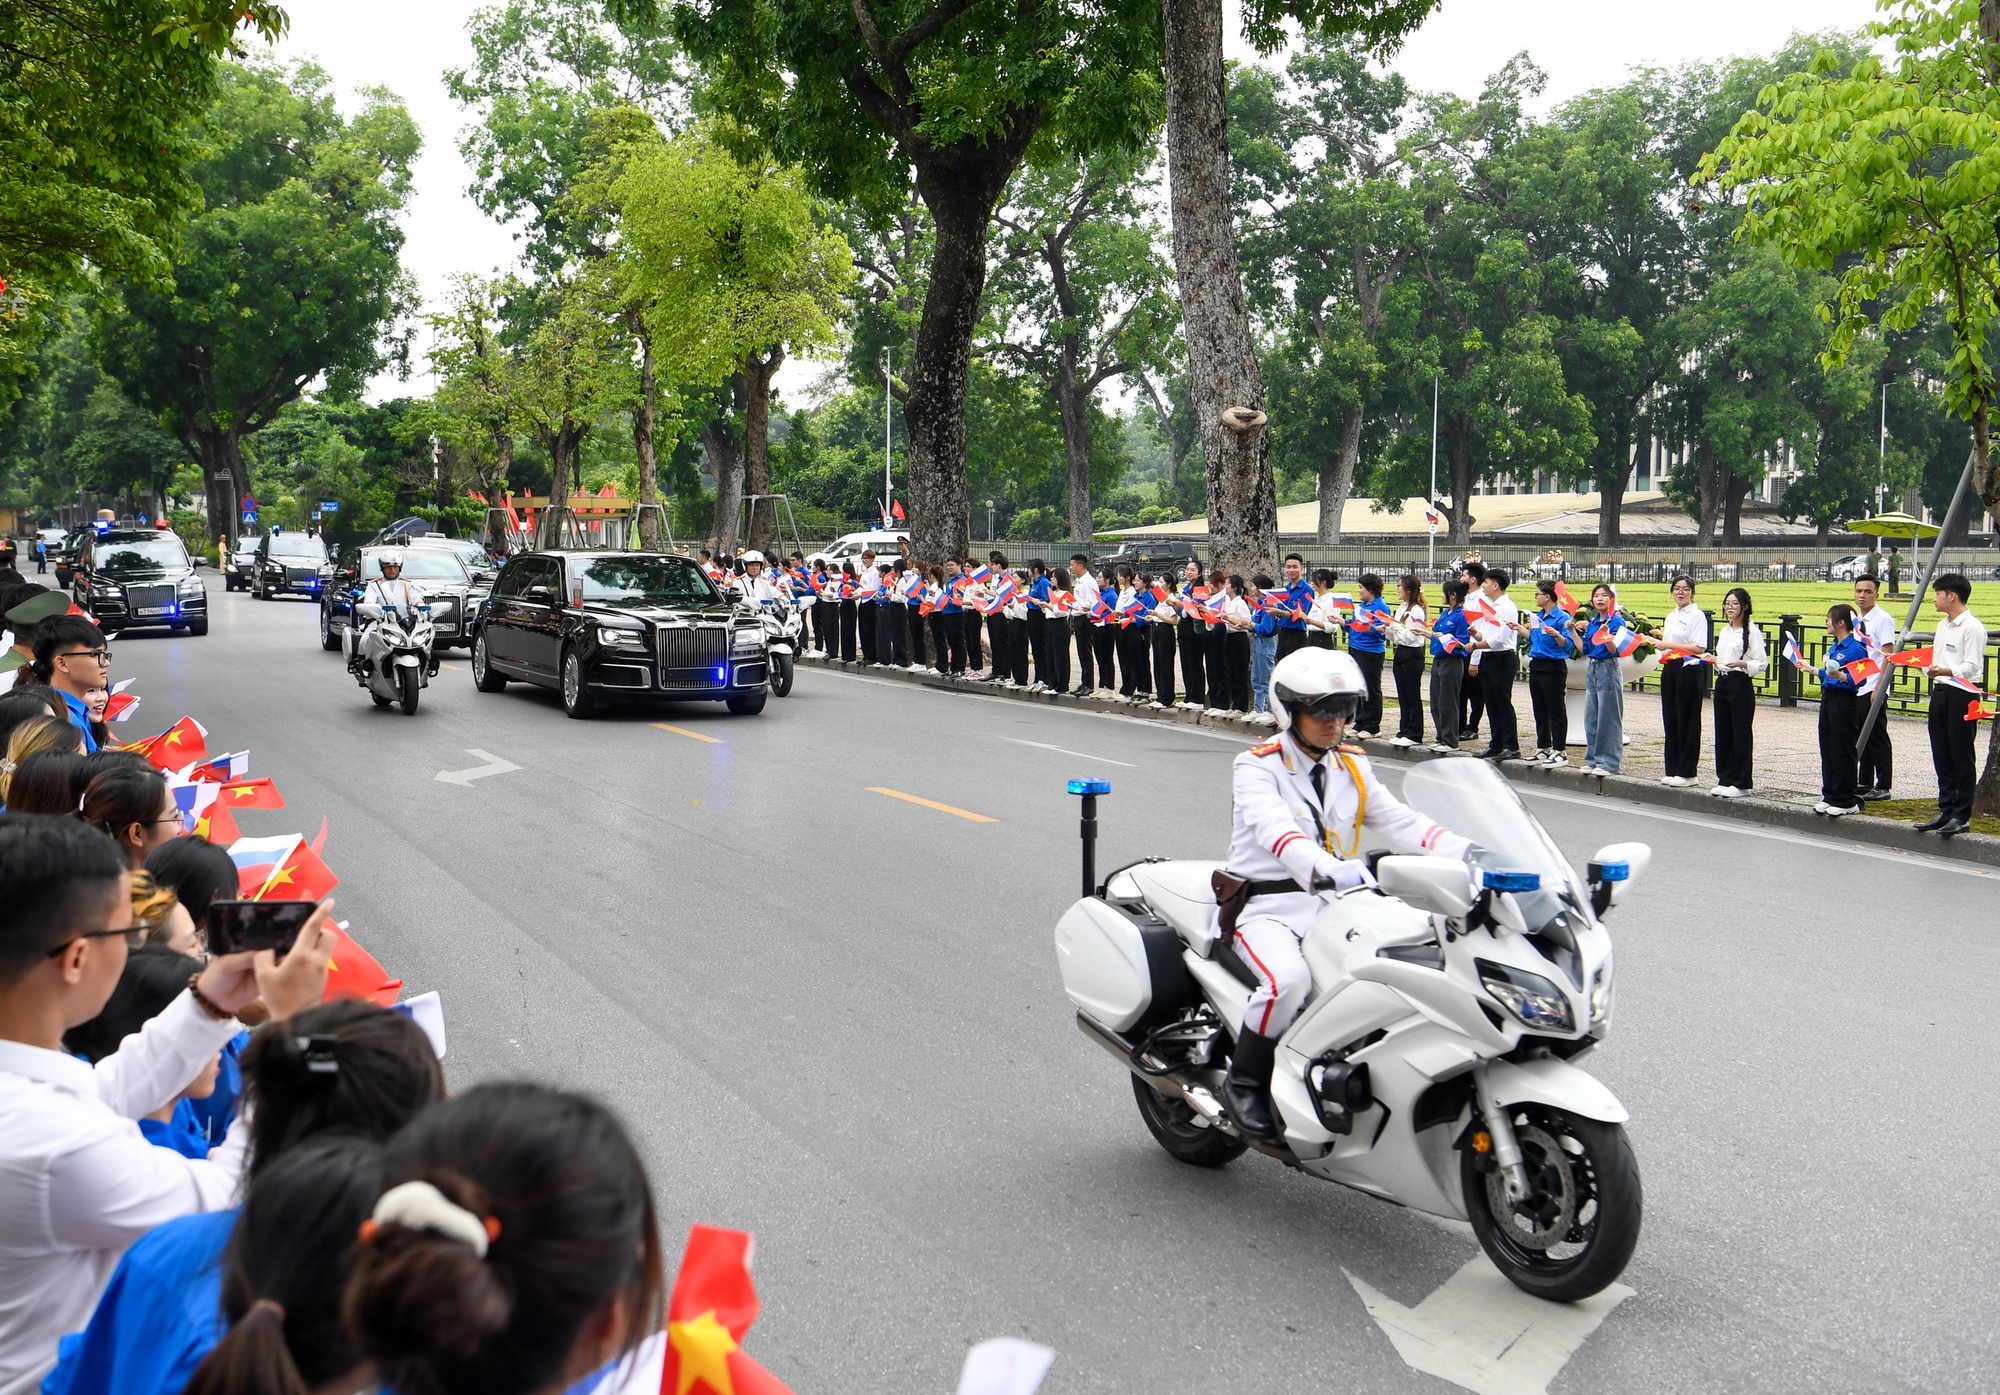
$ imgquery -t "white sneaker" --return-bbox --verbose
[1812,801,1831,815]
[1825,803,1859,817]
[1716,785,1746,798]
[1430,742,1454,753]
[1149,700,1166,709]
[1544,752,1567,767]
[1206,707,1228,717]
[1661,775,1688,787]
[907,663,924,672]
[1389,735,1414,747]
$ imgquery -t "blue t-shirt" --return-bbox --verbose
[58,690,99,754]
[1275,579,1312,630]
[1527,607,1576,661]
[1028,575,1051,605]
[1346,597,1390,654]
[1820,633,1868,691]
[139,1101,211,1159]
[1251,605,1277,638]
[1430,608,1469,659]
[1581,614,1631,660]
[183,1031,249,1150]
[42,1208,236,1395]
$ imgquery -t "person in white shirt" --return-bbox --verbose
[1219,577,1254,714]
[0,816,333,1395]
[855,550,883,665]
[1850,576,1899,798]
[1067,554,1099,696]
[1468,568,1521,760]
[1917,573,1988,835]
[1709,586,1767,798]
[1386,575,1429,747]
[1658,574,1711,786]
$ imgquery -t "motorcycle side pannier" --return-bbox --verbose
[1054,897,1199,1034]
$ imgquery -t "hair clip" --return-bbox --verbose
[296,1034,339,1075]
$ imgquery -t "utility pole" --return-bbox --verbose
[1877,381,1887,516]
[1427,376,1439,570]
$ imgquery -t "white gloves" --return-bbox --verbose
[1315,860,1377,896]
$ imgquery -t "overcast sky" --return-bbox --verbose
[263,0,1887,405]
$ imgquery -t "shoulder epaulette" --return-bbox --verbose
[1339,743,1365,755]
[1247,739,1283,757]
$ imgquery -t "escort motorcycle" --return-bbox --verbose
[1053,757,1648,1300]
[346,599,438,715]
[759,596,809,697]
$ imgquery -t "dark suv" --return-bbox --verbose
[252,532,330,601]
[470,550,768,718]
[72,531,208,635]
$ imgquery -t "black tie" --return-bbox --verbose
[1311,762,1327,807]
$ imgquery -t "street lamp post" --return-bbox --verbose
[987,499,995,545]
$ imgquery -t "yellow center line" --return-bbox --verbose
[867,786,997,823]
[439,662,463,671]
[652,722,722,744]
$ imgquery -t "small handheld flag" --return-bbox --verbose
[660,1225,794,1395]
[1552,580,1579,615]
[1968,701,1995,722]
[322,923,401,1006]
[1782,636,1809,671]
[1842,656,1883,686]
[1890,646,1934,668]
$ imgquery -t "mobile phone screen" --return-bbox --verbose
[206,900,315,956]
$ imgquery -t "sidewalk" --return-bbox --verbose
[800,652,2000,870]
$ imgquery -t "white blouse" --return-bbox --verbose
[1662,602,1709,652]
[1389,602,1428,647]
[1714,623,1766,677]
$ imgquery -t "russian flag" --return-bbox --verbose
[966,565,992,585]
[192,751,250,783]
[1782,635,1808,670]
[1091,596,1116,624]
[170,780,219,835]
[229,835,301,898]
[991,574,1019,606]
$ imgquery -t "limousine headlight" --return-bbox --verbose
[731,626,763,654]
[596,624,645,648]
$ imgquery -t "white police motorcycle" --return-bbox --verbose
[1054,758,1649,1301]
[346,597,437,715]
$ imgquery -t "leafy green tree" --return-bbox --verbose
[67,383,189,516]
[613,126,853,553]
[983,151,1177,545]
[670,0,1161,564]
[427,274,524,545]
[92,61,419,539]
[505,275,637,546]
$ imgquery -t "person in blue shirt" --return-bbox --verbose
[1575,583,1632,774]
[1816,603,1869,816]
[1248,573,1280,719]
[1024,560,1054,691]
[1344,572,1392,736]
[1427,580,1472,750]
[1524,579,1581,766]
[41,1001,445,1395]
[28,615,105,753]
[1272,554,1313,662]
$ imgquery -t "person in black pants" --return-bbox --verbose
[1148,582,1177,706]
[1710,586,1764,796]
[1816,604,1866,815]
[1919,573,1985,835]
[1067,555,1097,693]
[879,560,910,667]
[1523,578,1575,761]
[837,562,859,661]
[1657,573,1710,784]
[1175,558,1208,709]
[1093,567,1119,691]
[1006,571,1032,685]
[1046,571,1073,692]
[1458,560,1487,739]
[1390,574,1429,745]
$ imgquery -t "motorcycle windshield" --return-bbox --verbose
[1398,759,1586,921]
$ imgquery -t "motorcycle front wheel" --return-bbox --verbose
[1131,1075,1246,1168]
[397,665,420,715]
[770,652,793,696]
[1462,1105,1641,1302]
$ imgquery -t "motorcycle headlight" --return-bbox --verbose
[1589,961,1613,1025]
[1476,959,1576,1034]
[597,625,643,647]
[731,626,763,653]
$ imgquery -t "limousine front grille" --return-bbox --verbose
[656,626,729,689]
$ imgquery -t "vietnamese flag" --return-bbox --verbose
[138,717,209,771]
[1553,580,1579,615]
[1968,701,1995,723]
[219,777,285,810]
[193,799,240,845]
[1890,646,1934,668]
[1842,656,1883,686]
[661,1226,793,1395]
[1465,595,1497,623]
[255,839,338,902]
[322,923,402,1006]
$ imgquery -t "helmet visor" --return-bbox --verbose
[1288,691,1359,723]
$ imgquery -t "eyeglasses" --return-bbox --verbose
[56,648,111,666]
[45,927,129,959]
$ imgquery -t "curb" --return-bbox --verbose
[801,654,2000,871]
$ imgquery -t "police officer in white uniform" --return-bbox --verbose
[1219,648,1472,1140]
[734,550,784,607]
[348,549,421,673]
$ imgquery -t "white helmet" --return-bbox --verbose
[740,550,765,566]
[377,549,404,570]
[1268,647,1365,735]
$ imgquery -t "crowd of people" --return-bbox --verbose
[710,546,1991,832]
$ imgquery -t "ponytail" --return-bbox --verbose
[182,1301,309,1395]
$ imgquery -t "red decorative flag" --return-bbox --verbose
[192,800,240,845]
[1464,595,1497,623]
[891,499,905,521]
[661,1226,792,1395]
[321,923,402,1006]
[137,717,210,771]
[1968,701,1995,723]
[218,777,285,810]
[1552,580,1579,615]
[1889,646,1934,668]
[254,839,339,903]
[1842,657,1883,686]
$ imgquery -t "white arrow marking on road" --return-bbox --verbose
[433,749,521,786]
[1345,1259,1632,1395]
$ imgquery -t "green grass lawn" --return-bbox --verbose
[1867,799,2000,838]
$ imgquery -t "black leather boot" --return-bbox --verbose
[1222,1029,1282,1142]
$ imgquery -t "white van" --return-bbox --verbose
[806,530,909,569]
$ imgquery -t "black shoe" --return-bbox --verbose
[1857,787,1890,801]
[1222,1029,1282,1143]
[1494,749,1522,762]
[1913,814,1949,832]
[1937,818,1971,837]
[1472,746,1500,760]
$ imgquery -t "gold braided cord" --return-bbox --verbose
[1322,751,1365,859]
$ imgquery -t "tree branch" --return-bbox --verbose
[887,0,979,64]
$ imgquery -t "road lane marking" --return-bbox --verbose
[434,749,522,786]
[1001,737,1135,767]
[867,786,996,822]
[652,722,722,745]
[439,662,463,671]
[820,669,1246,744]
[1347,1259,1632,1395]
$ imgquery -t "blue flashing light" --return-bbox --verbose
[1067,778,1112,796]
[1481,869,1542,893]
[716,666,726,680]
[1588,860,1630,883]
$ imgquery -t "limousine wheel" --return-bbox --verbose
[472,633,507,692]
[560,647,594,719]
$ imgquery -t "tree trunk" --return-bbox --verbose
[1058,359,1094,548]
[1815,518,1831,547]
[634,327,662,551]
[1163,0,1274,577]
[1693,440,1722,547]
[903,158,1018,565]
[540,422,584,549]
[1445,416,1475,548]
[487,431,514,553]
[1722,469,1751,546]
[1317,407,1364,545]
[190,432,247,545]
[1596,425,1630,548]
[740,346,783,556]
[705,409,744,556]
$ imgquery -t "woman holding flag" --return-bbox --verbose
[1388,575,1429,747]
[1427,581,1471,750]
[1176,559,1210,709]
[1524,579,1579,765]
[1576,583,1635,774]
[1815,603,1870,816]
[1710,587,1765,798]
[1657,574,1710,786]
[1146,572,1178,707]
[1344,574,1391,736]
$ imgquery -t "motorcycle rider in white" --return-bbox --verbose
[734,550,784,606]
[348,550,422,673]
[1221,647,1471,1141]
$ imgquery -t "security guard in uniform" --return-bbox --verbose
[1219,647,1472,1141]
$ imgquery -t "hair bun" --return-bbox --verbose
[346,1172,511,1365]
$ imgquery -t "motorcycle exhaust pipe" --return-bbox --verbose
[1073,1012,1297,1162]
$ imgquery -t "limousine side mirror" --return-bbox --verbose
[525,585,556,606]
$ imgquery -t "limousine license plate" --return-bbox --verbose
[136,607,172,616]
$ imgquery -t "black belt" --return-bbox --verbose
[1244,879,1304,899]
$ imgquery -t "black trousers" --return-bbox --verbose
[1463,658,1485,736]
[838,600,858,661]
[1224,631,1252,712]
[1660,658,1704,777]
[1008,614,1030,684]
[1203,629,1227,707]
[1307,630,1335,650]
[1479,650,1520,752]
[1117,625,1149,695]
[878,603,908,666]
[959,611,982,671]
[1177,618,1207,706]
[1070,616,1094,690]
[1930,684,1978,820]
[1091,627,1117,691]
[1857,689,1894,792]
[1047,614,1071,691]
[930,612,952,672]
[1393,645,1427,742]
[1528,656,1569,750]
[1150,624,1177,705]
[1713,671,1755,789]
[945,612,969,673]
[1275,627,1308,663]
[981,614,1007,676]
[1026,611,1050,686]
[1352,648,1385,733]
[907,605,927,667]
[857,601,879,662]
[1430,653,1464,747]
[1819,687,1860,808]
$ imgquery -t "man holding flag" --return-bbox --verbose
[1851,577,1898,800]
[1272,555,1313,662]
[1918,573,1988,836]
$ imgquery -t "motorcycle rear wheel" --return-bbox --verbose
[1131,1075,1246,1168]
[397,665,420,715]
[1462,1106,1641,1302]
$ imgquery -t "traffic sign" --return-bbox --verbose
[320,500,340,514]
[241,495,257,510]
[241,510,257,526]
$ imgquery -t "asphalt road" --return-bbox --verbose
[106,577,2000,1394]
